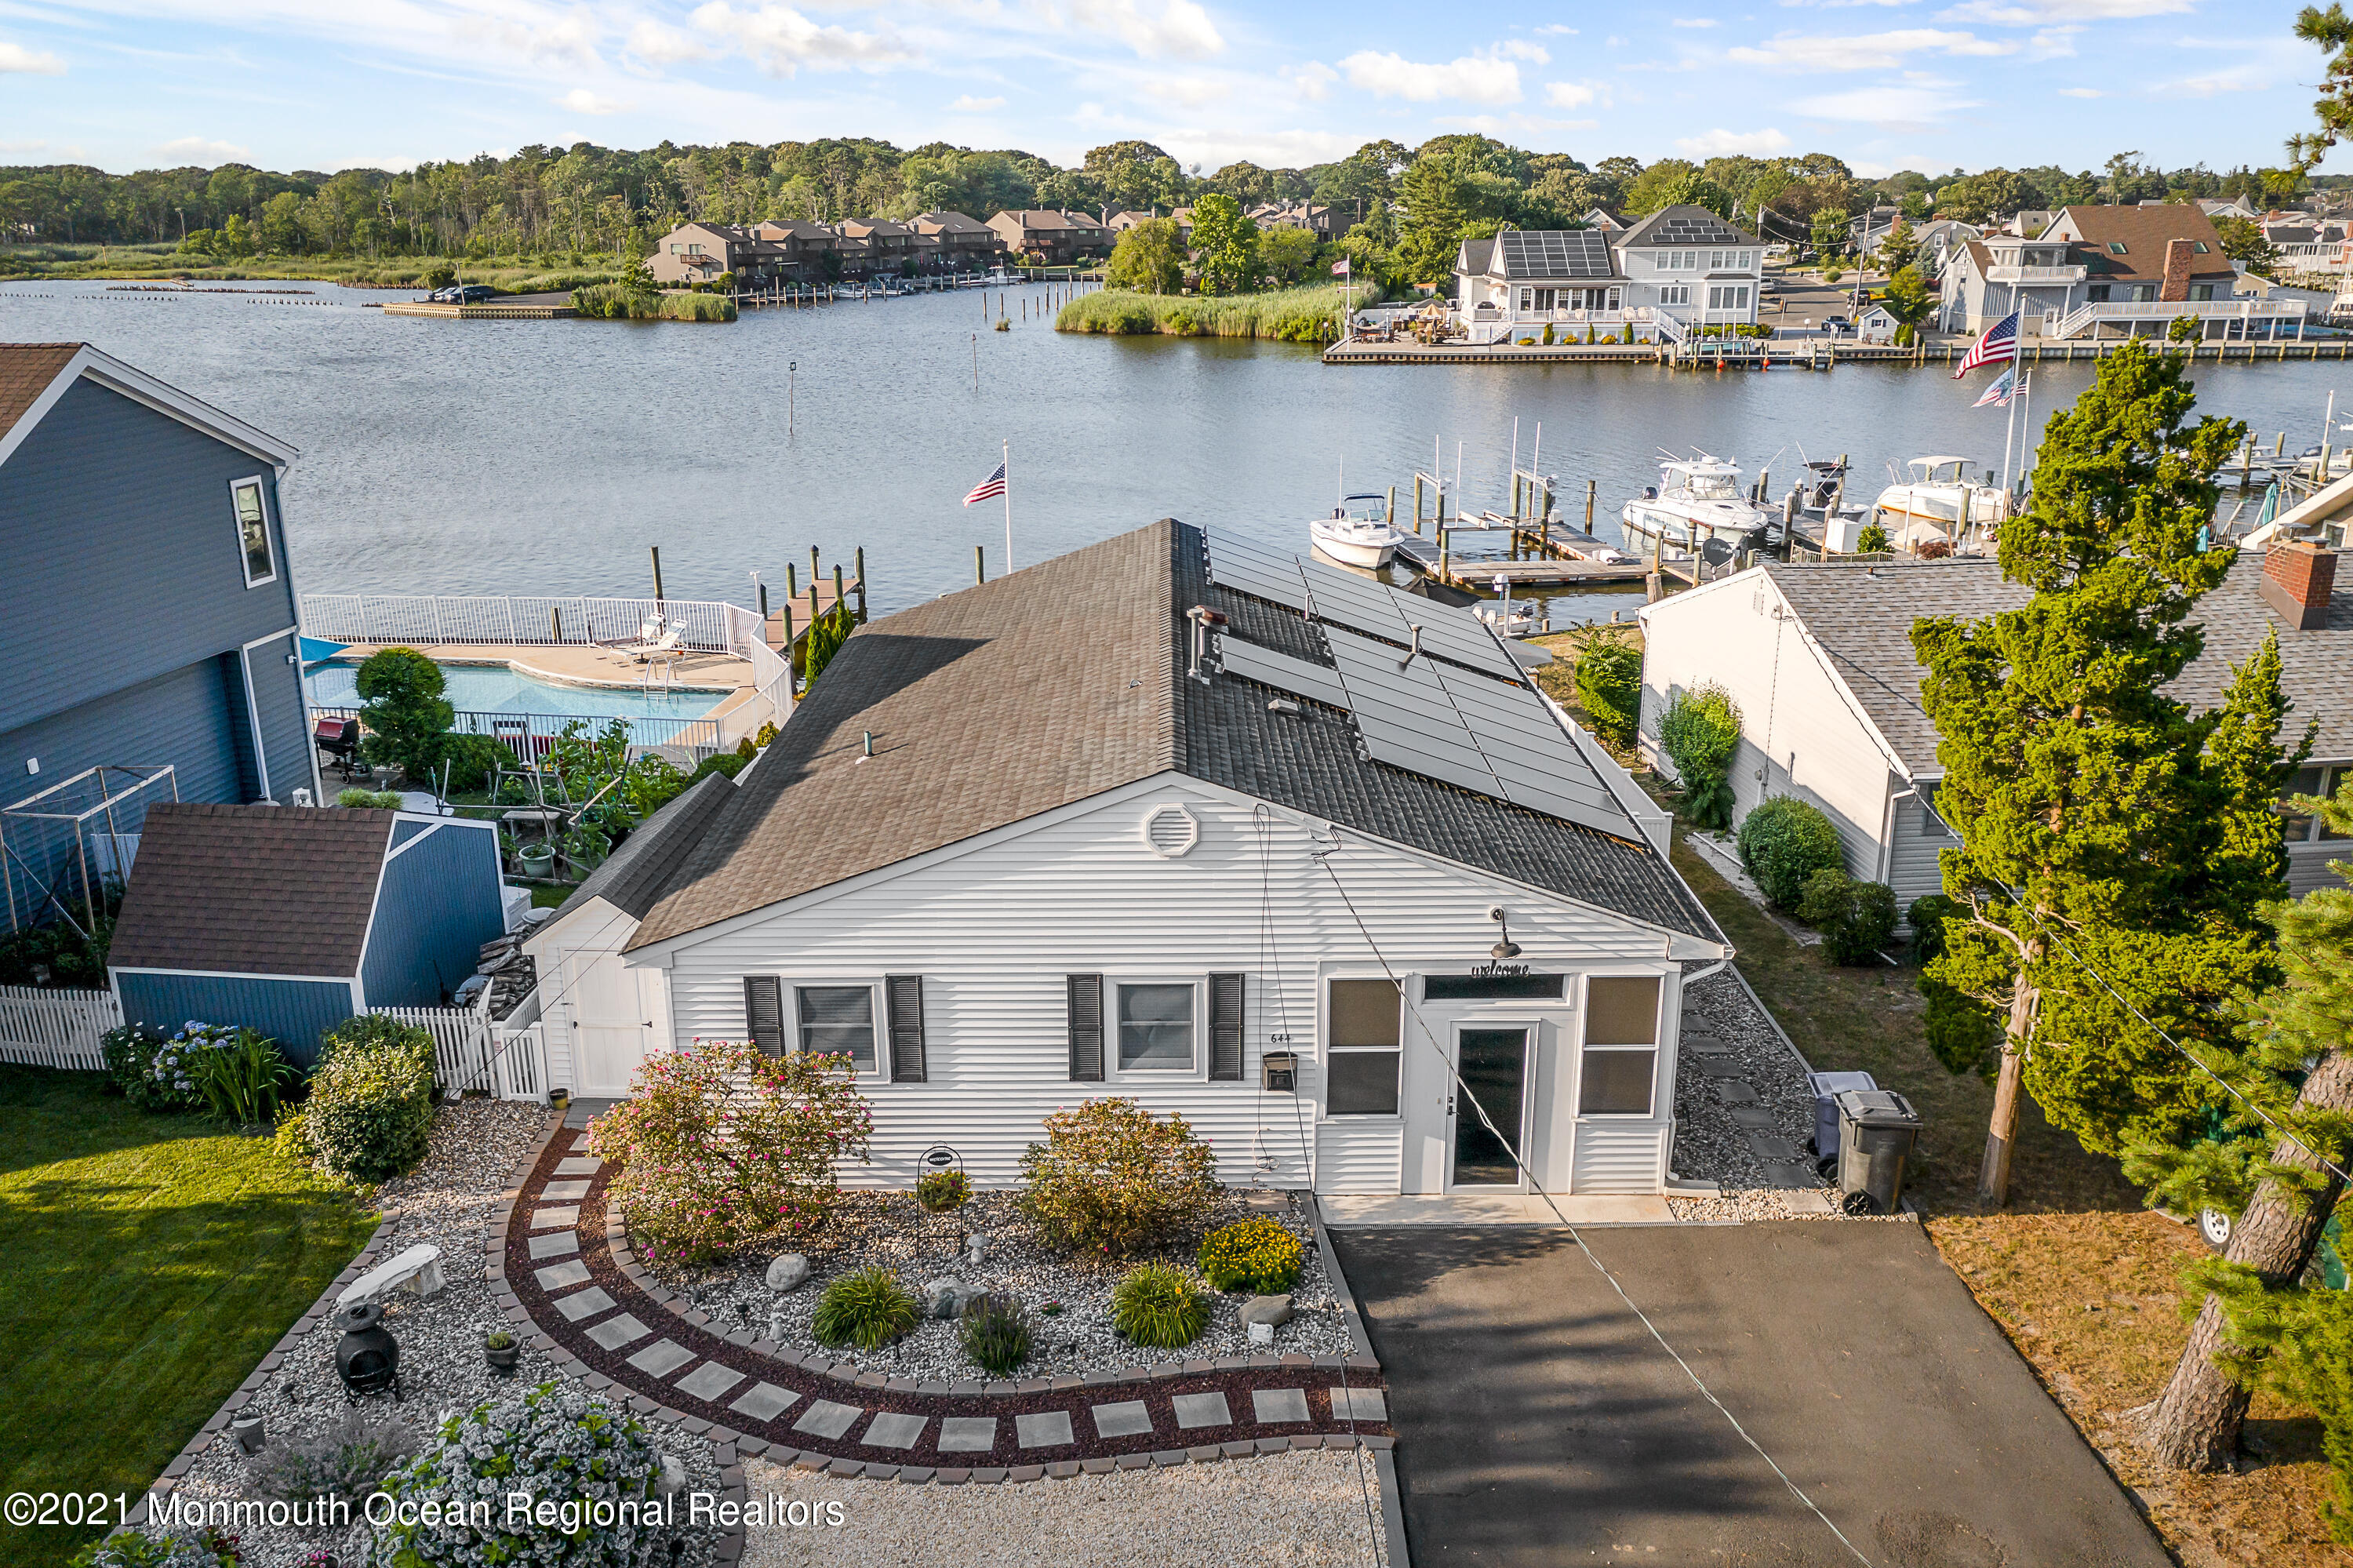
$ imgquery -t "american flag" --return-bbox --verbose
[1972,366,2016,408]
[962,462,1007,506]
[1332,256,1351,276]
[1954,310,2020,379]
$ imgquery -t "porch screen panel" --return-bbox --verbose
[885,973,926,1082]
[1209,973,1245,1081]
[744,977,785,1057]
[1067,973,1104,1082]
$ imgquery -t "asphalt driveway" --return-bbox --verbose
[1331,1222,2169,1568]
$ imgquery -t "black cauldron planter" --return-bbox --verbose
[332,1300,402,1402]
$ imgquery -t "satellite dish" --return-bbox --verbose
[1700,538,1735,566]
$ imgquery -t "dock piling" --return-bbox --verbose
[834,564,847,625]
[1585,478,1596,532]
[786,563,798,599]
[855,548,868,623]
[976,545,986,584]
[650,546,664,602]
[779,605,795,694]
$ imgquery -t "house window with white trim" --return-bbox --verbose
[796,984,878,1072]
[1580,976,1660,1116]
[1326,978,1401,1116]
[1660,284,1690,306]
[231,478,275,588]
[1116,981,1196,1071]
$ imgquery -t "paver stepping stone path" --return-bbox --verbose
[1016,1411,1074,1448]
[544,1180,592,1201]
[1693,1057,1750,1079]
[553,1286,617,1322]
[586,1312,653,1350]
[1253,1388,1311,1424]
[1331,1388,1387,1422]
[1173,1392,1232,1430]
[1091,1401,1155,1439]
[676,1362,746,1403]
[864,1413,928,1450]
[533,1259,591,1291]
[1726,1105,1784,1130]
[553,1157,601,1176]
[626,1339,696,1377]
[532,1206,579,1228]
[527,1231,579,1259]
[938,1417,998,1452]
[730,1383,799,1423]
[1714,1082,1760,1104]
[794,1400,862,1440]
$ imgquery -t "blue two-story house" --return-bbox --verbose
[1,342,312,935]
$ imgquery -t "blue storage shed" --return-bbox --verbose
[107,802,507,1067]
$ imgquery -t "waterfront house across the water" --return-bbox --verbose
[107,802,507,1064]
[0,342,312,934]
[1453,206,1765,344]
[526,520,1726,1196]
[1940,203,2309,340]
[986,209,1111,265]
[1637,551,2351,912]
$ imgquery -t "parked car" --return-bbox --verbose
[1821,315,1854,336]
[427,284,499,304]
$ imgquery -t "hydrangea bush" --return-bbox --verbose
[590,1040,872,1267]
[1018,1097,1220,1258]
[101,1023,198,1112]
[358,1382,661,1568]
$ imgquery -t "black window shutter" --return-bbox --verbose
[744,977,784,1057]
[1067,973,1104,1082]
[885,974,926,1083]
[1209,972,1245,1081]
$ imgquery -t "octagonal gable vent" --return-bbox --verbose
[1140,803,1199,858]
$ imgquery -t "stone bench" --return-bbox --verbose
[337,1243,448,1308]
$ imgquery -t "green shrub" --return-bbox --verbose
[1018,1097,1220,1258]
[338,788,406,809]
[249,1410,417,1505]
[0,899,115,988]
[1855,522,1891,555]
[960,1292,1033,1374]
[103,1022,197,1111]
[1111,1263,1211,1348]
[1659,683,1743,829]
[69,1532,235,1567]
[1197,1216,1304,1293]
[916,1169,971,1213]
[686,751,747,786]
[299,1016,437,1182]
[1738,795,1844,908]
[812,1267,918,1349]
[1572,638,1642,748]
[189,1024,294,1125]
[436,732,514,794]
[1797,870,1898,965]
[367,1381,661,1567]
[1907,893,1961,966]
[1922,977,2004,1076]
[354,647,453,781]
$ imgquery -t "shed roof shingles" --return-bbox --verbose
[109,803,392,978]
[0,343,82,447]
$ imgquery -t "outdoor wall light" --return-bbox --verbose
[1489,904,1522,961]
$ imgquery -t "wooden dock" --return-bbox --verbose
[384,293,576,320]
[1326,335,2353,370]
[1395,522,1649,589]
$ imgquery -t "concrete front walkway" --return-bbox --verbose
[1319,1194,1675,1227]
[1333,1221,2172,1567]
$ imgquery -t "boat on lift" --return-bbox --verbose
[1867,456,2006,554]
[1620,453,1776,559]
[1473,573,1547,638]
[1308,493,1407,569]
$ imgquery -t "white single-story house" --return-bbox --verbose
[529,520,1726,1197]
[1454,206,1765,344]
[1638,550,2351,912]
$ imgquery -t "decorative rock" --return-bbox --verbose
[653,1453,689,1499]
[336,1243,447,1308]
[1239,1294,1293,1329]
[920,1278,973,1319]
[766,1253,811,1293]
[964,1231,987,1267]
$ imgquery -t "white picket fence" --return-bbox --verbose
[369,1004,547,1102]
[0,984,121,1071]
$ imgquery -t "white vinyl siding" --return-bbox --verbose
[649,778,1701,1194]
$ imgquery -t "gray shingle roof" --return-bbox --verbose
[628,521,1722,951]
[1615,205,1757,250]
[1760,552,2353,775]
[110,803,391,978]
[569,773,736,919]
[1495,230,1615,279]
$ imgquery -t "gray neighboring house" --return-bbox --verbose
[0,342,311,932]
[1638,551,2352,909]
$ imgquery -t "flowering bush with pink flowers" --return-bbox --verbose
[589,1040,871,1267]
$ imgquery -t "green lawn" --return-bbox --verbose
[0,1068,378,1567]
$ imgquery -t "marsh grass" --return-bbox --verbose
[1055,282,1380,343]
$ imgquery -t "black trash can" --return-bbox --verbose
[1834,1090,1922,1214]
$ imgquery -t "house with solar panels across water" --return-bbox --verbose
[1455,205,1766,346]
[523,520,1732,1198]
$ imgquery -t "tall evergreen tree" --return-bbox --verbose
[1911,340,2293,1203]
[1397,156,1468,286]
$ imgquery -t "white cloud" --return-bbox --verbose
[1286,60,1338,100]
[156,136,250,164]
[1065,0,1225,60]
[451,10,600,69]
[0,40,64,73]
[0,139,48,155]
[1937,0,2188,21]
[2028,24,2080,56]
[1675,126,1793,155]
[690,2,915,74]
[627,19,709,64]
[1337,42,1546,104]
[2057,85,2102,95]
[1791,80,1979,128]
[1672,16,1718,25]
[1533,24,1580,34]
[1729,28,2012,70]
[1544,80,1601,108]
[558,86,623,114]
[947,93,1005,111]
[1142,75,1227,106]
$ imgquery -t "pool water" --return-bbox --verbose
[307,661,722,719]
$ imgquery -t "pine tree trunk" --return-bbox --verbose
[1977,976,2038,1206]
[2144,1048,2353,1471]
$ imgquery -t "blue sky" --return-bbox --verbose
[0,0,2339,179]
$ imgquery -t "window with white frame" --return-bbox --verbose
[1116,980,1196,1071]
[796,984,878,1072]
[230,478,275,588]
[1660,283,1690,306]
[1326,977,1401,1116]
[1580,975,1660,1116]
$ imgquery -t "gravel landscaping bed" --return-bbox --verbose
[658,1188,1355,1381]
[144,1099,726,1568]
[736,1448,1390,1566]
[1668,969,1844,1222]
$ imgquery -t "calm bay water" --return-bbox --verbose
[4,278,2343,624]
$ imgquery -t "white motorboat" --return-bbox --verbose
[1620,453,1775,559]
[1868,456,2006,554]
[1309,494,1406,569]
[1473,573,1547,638]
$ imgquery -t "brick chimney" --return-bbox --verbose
[2160,238,2194,303]
[2261,542,2337,631]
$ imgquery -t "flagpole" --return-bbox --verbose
[1999,369,2017,500]
[2015,370,2034,501]
[1002,439,1013,572]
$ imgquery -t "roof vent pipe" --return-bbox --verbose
[1187,606,1227,684]
[1398,624,1424,672]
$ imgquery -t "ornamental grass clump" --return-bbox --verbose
[291,1016,437,1183]
[358,1381,660,1568]
[1196,1216,1304,1294]
[1111,1263,1212,1349]
[915,1168,971,1213]
[960,1292,1034,1375]
[811,1268,918,1350]
[589,1039,871,1268]
[249,1410,419,1508]
[1018,1097,1220,1259]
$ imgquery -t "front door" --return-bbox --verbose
[1450,1025,1530,1188]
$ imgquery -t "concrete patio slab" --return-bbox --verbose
[938,1417,997,1453]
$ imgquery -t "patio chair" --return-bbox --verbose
[595,610,670,664]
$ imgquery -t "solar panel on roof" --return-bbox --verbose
[1214,635,1350,710]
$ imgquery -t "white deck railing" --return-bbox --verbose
[0,984,118,1071]
[300,595,749,656]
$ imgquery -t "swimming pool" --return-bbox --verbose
[306,661,725,755]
